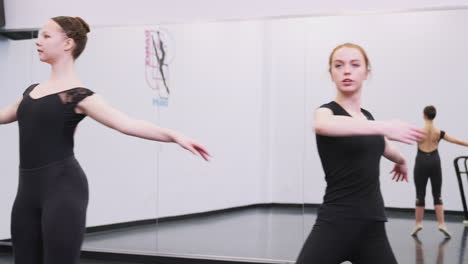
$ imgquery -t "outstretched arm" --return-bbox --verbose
[383,138,408,182]
[443,134,468,147]
[77,94,210,160]
[0,97,23,124]
[313,108,425,144]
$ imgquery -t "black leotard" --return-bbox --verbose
[11,84,94,264]
[414,131,445,206]
[17,84,94,169]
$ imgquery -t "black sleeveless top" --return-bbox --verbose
[16,84,94,169]
[439,131,446,141]
[316,101,387,221]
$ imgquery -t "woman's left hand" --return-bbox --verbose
[175,135,211,161]
[390,162,408,182]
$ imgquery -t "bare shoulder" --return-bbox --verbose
[75,93,102,114]
[315,107,333,116]
[434,127,445,138]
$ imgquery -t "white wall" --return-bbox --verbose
[3,0,468,29]
[155,21,267,216]
[267,19,308,204]
[0,37,35,239]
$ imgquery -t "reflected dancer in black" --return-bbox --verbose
[411,106,468,238]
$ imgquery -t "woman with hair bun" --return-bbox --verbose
[411,105,468,238]
[0,16,210,264]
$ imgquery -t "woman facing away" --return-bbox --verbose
[295,43,425,264]
[411,105,468,238]
[0,16,210,264]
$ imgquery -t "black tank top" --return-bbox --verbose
[17,84,94,169]
[316,101,386,221]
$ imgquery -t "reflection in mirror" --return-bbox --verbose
[412,236,451,264]
[3,6,468,264]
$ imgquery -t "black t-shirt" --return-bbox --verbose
[17,84,94,169]
[316,101,387,221]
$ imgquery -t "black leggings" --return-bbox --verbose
[11,156,88,264]
[414,149,443,206]
[296,218,397,264]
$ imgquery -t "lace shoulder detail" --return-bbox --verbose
[58,88,94,106]
[23,83,39,96]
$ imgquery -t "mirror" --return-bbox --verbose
[1,6,468,264]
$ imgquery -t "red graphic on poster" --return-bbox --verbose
[145,29,174,106]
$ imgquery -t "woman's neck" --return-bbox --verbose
[335,90,362,114]
[47,56,81,86]
[424,120,434,128]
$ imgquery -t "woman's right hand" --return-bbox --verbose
[381,120,425,144]
[390,161,408,182]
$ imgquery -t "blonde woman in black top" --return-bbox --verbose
[296,43,425,264]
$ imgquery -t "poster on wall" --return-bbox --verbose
[145,28,175,107]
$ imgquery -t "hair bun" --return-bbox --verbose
[74,17,90,33]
